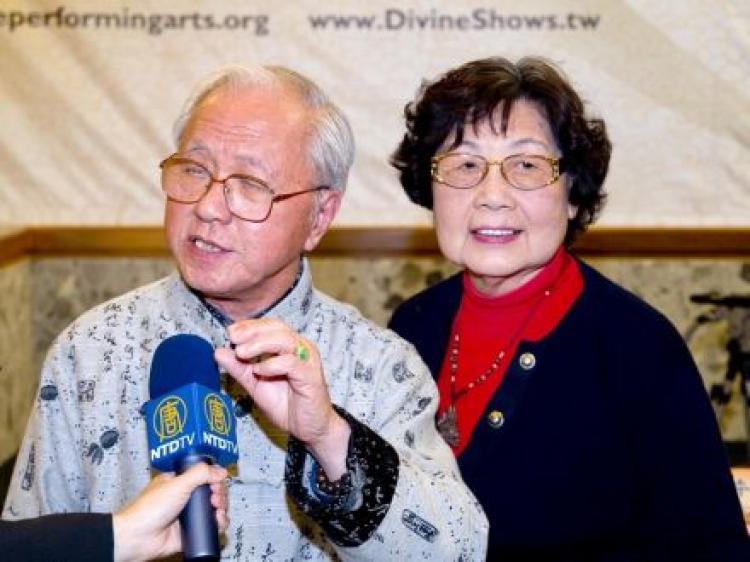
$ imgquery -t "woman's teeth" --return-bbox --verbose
[476,228,516,236]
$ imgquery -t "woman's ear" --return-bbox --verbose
[567,202,578,220]
[565,176,578,220]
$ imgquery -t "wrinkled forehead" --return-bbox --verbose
[442,98,555,150]
[176,86,316,182]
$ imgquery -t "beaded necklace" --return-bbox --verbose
[437,288,551,448]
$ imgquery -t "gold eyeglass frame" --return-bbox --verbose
[431,152,563,191]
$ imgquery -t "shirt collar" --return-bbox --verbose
[185,257,314,333]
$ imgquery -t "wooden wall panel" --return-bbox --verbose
[1,227,749,264]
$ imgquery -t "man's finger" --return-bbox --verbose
[251,353,309,378]
[215,348,253,379]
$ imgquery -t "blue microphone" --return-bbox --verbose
[144,334,238,561]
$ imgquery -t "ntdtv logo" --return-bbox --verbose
[145,384,238,472]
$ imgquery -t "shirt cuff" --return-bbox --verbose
[285,404,400,547]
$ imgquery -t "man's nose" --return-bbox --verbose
[194,180,233,223]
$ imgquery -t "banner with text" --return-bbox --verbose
[1,0,748,226]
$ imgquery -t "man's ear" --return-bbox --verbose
[304,190,342,252]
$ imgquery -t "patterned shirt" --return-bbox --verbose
[3,260,487,560]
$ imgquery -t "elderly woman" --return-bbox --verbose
[389,57,749,560]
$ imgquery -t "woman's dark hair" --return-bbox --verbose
[390,56,611,244]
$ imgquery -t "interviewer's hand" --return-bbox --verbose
[732,467,750,535]
[112,463,228,562]
[216,318,350,480]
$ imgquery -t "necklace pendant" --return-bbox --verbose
[437,404,460,448]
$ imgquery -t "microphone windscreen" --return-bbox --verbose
[149,334,220,397]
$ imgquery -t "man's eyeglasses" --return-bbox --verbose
[160,154,328,222]
[431,152,563,191]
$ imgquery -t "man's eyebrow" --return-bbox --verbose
[235,154,269,170]
[177,147,272,176]
[179,144,211,158]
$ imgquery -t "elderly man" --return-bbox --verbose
[3,65,487,560]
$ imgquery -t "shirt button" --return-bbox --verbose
[487,410,505,429]
[519,352,536,370]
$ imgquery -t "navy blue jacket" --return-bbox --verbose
[389,260,749,561]
[1,512,112,561]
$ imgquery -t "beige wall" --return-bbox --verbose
[0,259,33,464]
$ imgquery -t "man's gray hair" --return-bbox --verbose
[172,64,355,193]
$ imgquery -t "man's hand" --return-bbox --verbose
[112,463,229,562]
[215,318,350,479]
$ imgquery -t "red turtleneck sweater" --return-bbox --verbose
[436,248,584,456]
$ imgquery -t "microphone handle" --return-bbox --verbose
[175,453,220,561]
